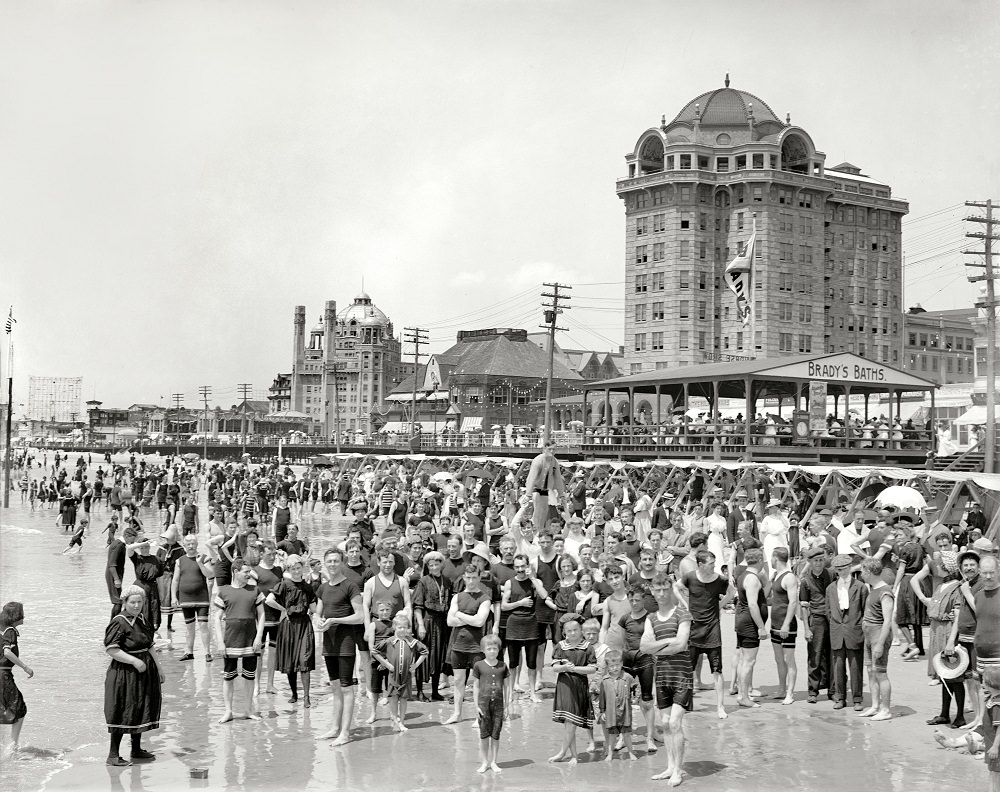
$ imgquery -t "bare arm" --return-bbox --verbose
[745,575,767,634]
[781,574,799,636]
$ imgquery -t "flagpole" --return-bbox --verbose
[4,320,13,509]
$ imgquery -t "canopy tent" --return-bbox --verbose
[460,417,484,433]
[955,406,988,426]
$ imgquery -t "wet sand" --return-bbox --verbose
[0,451,989,791]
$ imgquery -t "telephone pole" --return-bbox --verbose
[403,328,428,440]
[237,383,253,455]
[541,283,572,444]
[198,385,211,460]
[170,393,184,458]
[965,199,999,474]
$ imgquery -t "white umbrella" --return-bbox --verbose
[431,471,453,482]
[874,485,927,511]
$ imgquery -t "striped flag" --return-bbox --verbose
[725,225,756,326]
[4,307,14,334]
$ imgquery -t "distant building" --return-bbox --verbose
[902,305,977,384]
[384,328,585,433]
[617,78,907,374]
[525,334,625,381]
[274,292,407,437]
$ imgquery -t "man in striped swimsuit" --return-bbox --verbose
[640,572,692,787]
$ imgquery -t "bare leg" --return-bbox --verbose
[962,678,983,729]
[301,671,311,707]
[444,669,467,724]
[332,687,355,745]
[736,648,760,708]
[651,710,675,780]
[477,737,490,773]
[771,642,787,698]
[781,647,797,705]
[320,686,344,739]
[242,675,259,719]
[714,672,728,719]
[489,738,501,772]
[219,678,235,723]
[641,699,657,751]
[871,671,892,720]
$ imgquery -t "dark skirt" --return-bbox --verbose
[276,616,315,673]
[552,672,593,728]
[0,669,27,723]
[137,580,162,633]
[104,654,161,734]
[895,573,924,626]
[418,610,451,682]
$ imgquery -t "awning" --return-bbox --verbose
[384,394,411,403]
[379,421,442,434]
[460,417,484,432]
[955,406,987,426]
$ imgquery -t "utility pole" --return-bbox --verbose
[198,385,211,460]
[965,199,999,474]
[237,383,253,456]
[403,328,428,441]
[541,283,572,444]
[171,393,184,458]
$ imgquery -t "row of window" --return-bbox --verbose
[633,184,815,209]
[825,260,897,279]
[907,354,974,374]
[826,286,900,309]
[637,210,777,236]
[634,330,767,353]
[825,313,900,335]
[906,333,974,351]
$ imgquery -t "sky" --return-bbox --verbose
[2,0,998,415]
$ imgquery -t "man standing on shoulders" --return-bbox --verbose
[826,554,867,712]
[799,546,834,704]
[524,440,566,532]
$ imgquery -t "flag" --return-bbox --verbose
[4,307,14,334]
[725,227,756,326]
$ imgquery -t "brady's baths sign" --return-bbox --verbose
[806,360,886,382]
[758,353,935,389]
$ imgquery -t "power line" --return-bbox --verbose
[402,327,428,436]
[541,282,571,443]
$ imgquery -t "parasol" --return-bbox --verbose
[874,485,927,511]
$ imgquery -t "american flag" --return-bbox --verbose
[4,307,14,334]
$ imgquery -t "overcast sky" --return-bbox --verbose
[2,0,998,413]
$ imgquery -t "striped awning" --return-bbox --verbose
[460,417,484,432]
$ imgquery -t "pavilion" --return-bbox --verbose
[581,352,939,464]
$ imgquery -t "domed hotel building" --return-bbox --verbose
[620,78,908,374]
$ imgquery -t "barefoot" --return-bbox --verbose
[218,711,234,724]
[934,729,966,750]
[398,722,408,732]
[319,728,340,740]
[750,688,762,698]
[443,713,460,725]
[603,752,614,763]
[857,706,877,718]
[530,693,544,704]
[547,751,566,763]
[566,757,577,766]
[645,741,657,753]
[242,712,261,721]
[781,696,794,706]
[667,772,683,787]
[960,719,982,731]
[651,768,675,781]
[477,763,488,774]
[736,699,760,709]
[717,707,729,720]
[332,732,351,746]
[489,762,502,773]
[870,710,892,721]
[264,687,278,695]
[365,712,377,725]
[626,752,638,761]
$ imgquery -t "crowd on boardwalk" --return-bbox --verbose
[2,444,1000,788]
